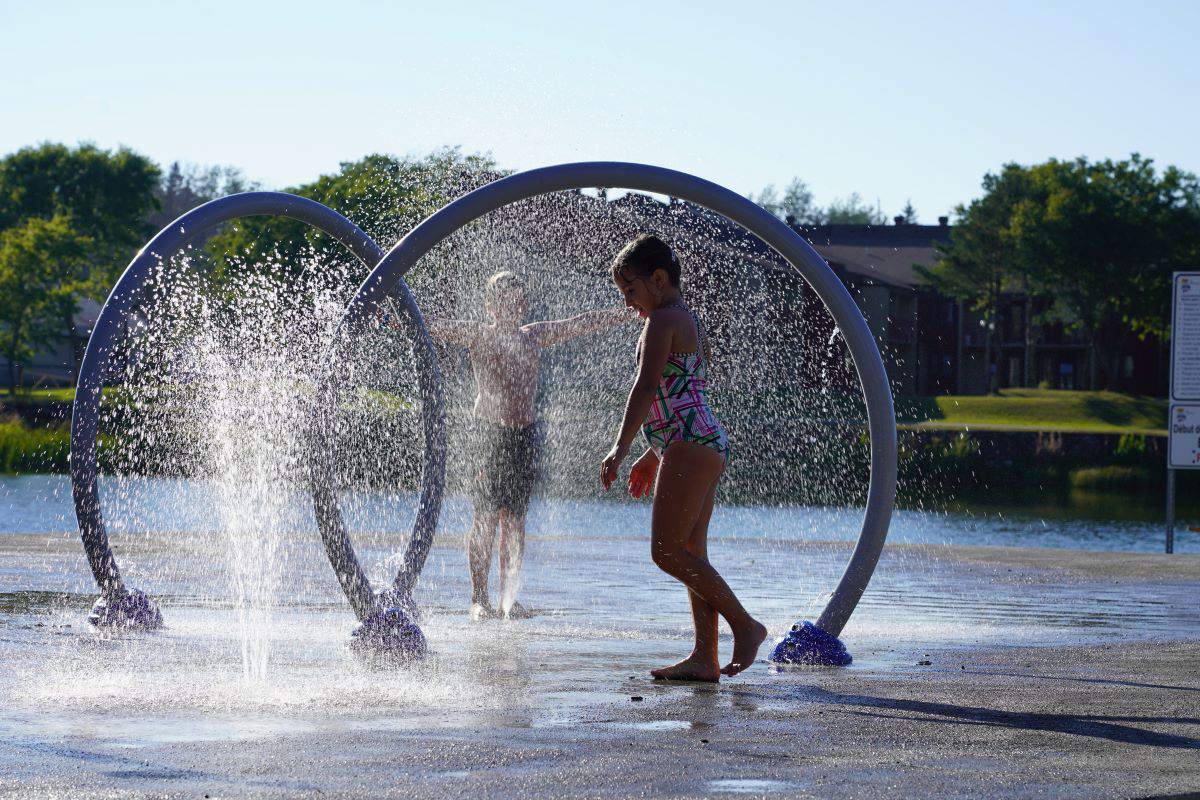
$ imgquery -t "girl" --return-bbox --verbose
[600,234,767,681]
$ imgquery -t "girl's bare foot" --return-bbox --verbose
[651,655,721,683]
[721,621,768,676]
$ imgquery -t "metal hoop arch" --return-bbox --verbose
[70,192,446,624]
[322,162,897,637]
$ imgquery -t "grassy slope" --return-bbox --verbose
[897,389,1167,434]
[3,387,1171,434]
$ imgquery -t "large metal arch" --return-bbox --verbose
[320,162,896,639]
[70,192,445,626]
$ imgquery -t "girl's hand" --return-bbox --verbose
[627,449,659,499]
[600,442,630,491]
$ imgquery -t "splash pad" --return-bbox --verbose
[71,163,896,666]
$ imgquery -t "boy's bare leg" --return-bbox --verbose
[498,510,529,618]
[651,477,721,681]
[469,508,499,620]
[651,444,767,678]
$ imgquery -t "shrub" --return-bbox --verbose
[0,416,70,473]
[1070,465,1155,490]
[1113,433,1148,463]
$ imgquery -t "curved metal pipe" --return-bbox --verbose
[322,162,896,638]
[71,192,445,625]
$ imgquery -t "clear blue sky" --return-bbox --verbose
[3,1,1197,222]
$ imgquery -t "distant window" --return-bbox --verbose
[1123,355,1134,379]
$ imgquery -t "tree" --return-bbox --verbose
[920,155,1200,391]
[898,200,919,224]
[0,216,92,391]
[823,192,887,225]
[0,142,160,285]
[1008,154,1200,388]
[751,178,819,225]
[206,147,499,291]
[152,162,255,229]
[0,142,161,379]
[752,179,886,225]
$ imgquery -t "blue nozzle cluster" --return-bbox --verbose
[769,620,852,666]
[87,589,163,630]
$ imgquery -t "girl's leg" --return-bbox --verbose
[469,509,499,619]
[497,510,527,617]
[651,442,767,677]
[650,476,721,681]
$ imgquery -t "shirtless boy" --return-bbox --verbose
[428,271,629,620]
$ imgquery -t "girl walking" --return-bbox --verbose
[600,234,767,681]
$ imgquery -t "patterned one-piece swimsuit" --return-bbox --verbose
[638,306,728,456]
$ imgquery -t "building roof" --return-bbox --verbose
[599,192,952,291]
[797,224,950,290]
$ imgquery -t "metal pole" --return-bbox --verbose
[1166,467,1176,554]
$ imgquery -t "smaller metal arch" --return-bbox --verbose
[71,192,445,626]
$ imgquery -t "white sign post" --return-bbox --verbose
[1167,272,1200,553]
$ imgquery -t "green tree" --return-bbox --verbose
[0,216,93,391]
[1008,155,1200,389]
[920,155,1200,392]
[0,142,160,284]
[0,143,161,379]
[207,147,498,291]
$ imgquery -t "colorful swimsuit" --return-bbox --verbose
[638,307,728,456]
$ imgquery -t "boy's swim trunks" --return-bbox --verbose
[472,421,540,515]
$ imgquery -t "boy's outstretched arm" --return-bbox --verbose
[525,308,631,348]
[426,317,482,347]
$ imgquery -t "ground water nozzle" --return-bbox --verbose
[769,621,851,666]
[87,589,163,630]
[348,606,427,664]
[375,588,421,624]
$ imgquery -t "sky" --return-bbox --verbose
[3,1,1198,222]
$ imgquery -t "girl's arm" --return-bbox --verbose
[426,317,482,348]
[524,308,631,348]
[600,314,672,489]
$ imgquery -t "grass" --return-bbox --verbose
[1,386,1171,435]
[896,389,1167,434]
[0,416,71,472]
[0,387,77,404]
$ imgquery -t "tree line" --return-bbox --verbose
[0,143,495,392]
[2,142,1198,394]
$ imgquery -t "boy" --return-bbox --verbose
[428,271,629,620]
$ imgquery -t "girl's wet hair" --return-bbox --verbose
[611,234,681,287]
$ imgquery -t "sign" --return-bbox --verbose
[1169,273,1200,471]
[1169,405,1200,469]
[1171,272,1200,401]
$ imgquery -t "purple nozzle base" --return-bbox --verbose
[87,589,163,630]
[374,589,421,623]
[349,607,427,663]
[769,621,852,666]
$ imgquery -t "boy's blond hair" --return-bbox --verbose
[484,271,526,306]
